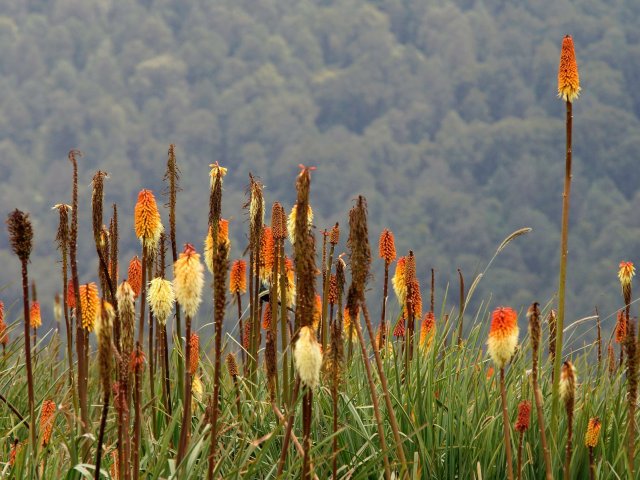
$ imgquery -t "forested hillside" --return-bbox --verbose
[1,0,639,342]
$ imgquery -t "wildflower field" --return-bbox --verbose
[0,36,636,480]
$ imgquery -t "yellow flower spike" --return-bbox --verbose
[487,307,519,369]
[79,283,100,332]
[30,301,42,329]
[294,326,323,389]
[134,189,163,250]
[173,243,205,319]
[147,278,175,326]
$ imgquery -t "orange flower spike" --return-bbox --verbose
[312,294,322,331]
[127,256,142,298]
[615,310,627,344]
[30,301,42,329]
[585,417,602,448]
[419,311,436,351]
[79,283,100,332]
[618,261,635,291]
[343,305,359,342]
[486,366,495,379]
[379,229,396,264]
[403,279,422,320]
[393,317,405,338]
[262,302,272,330]
[514,401,531,433]
[260,226,275,281]
[205,219,231,273]
[188,333,199,375]
[66,279,76,308]
[487,306,519,368]
[229,260,247,294]
[557,35,581,102]
[39,399,57,447]
[392,256,407,303]
[134,189,163,249]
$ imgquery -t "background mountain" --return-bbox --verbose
[1,0,639,346]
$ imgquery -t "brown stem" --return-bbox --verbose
[301,389,312,480]
[177,315,193,465]
[279,242,290,405]
[21,260,37,467]
[499,368,514,480]
[588,447,595,480]
[236,292,244,366]
[0,392,28,427]
[381,262,389,347]
[564,409,573,479]
[277,378,301,477]
[94,393,110,480]
[132,343,143,480]
[533,386,553,479]
[516,432,523,480]
[162,325,172,417]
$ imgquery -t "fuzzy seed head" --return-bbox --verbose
[127,256,142,298]
[379,229,397,264]
[419,311,436,351]
[134,189,163,249]
[30,301,42,329]
[558,35,581,102]
[147,278,175,326]
[585,417,601,448]
[6,209,33,262]
[188,333,199,375]
[487,306,519,368]
[514,401,531,433]
[229,260,247,294]
[39,400,56,447]
[173,244,205,318]
[559,361,576,406]
[294,326,323,389]
[209,162,227,189]
[287,204,313,245]
[79,283,100,332]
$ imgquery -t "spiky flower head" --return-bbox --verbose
[618,261,635,292]
[127,256,142,298]
[204,219,230,273]
[287,204,313,245]
[243,320,251,351]
[188,333,199,375]
[173,244,205,318]
[419,311,436,351]
[487,306,519,368]
[79,283,100,332]
[226,352,239,377]
[7,209,33,262]
[209,161,227,190]
[514,401,531,433]
[30,301,42,329]
[559,360,577,406]
[329,223,340,246]
[615,310,627,344]
[0,301,7,346]
[558,35,581,102]
[39,399,56,447]
[379,229,396,264]
[147,278,175,326]
[294,326,323,389]
[403,279,422,320]
[134,189,163,249]
[66,280,76,308]
[229,260,247,294]
[392,256,407,303]
[271,202,286,240]
[262,302,272,330]
[259,225,275,282]
[585,417,601,448]
[393,317,405,338]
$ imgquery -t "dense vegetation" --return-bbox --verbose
[1,0,639,338]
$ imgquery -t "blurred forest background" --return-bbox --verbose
[1,0,639,345]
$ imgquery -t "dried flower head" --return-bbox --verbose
[294,326,323,389]
[148,278,175,326]
[343,305,359,342]
[487,306,519,368]
[127,256,142,298]
[329,223,340,246]
[243,320,251,351]
[514,401,531,433]
[393,317,405,338]
[392,256,407,303]
[209,162,227,189]
[66,280,76,308]
[379,229,397,264]
[117,280,135,355]
[204,219,230,273]
[419,311,436,351]
[110,450,120,480]
[287,204,313,245]
[403,279,422,320]
[39,399,56,447]
[188,333,199,375]
[226,352,239,377]
[79,283,100,332]
[557,35,581,102]
[259,226,275,282]
[229,260,247,294]
[615,310,627,344]
[585,417,601,448]
[262,302,272,330]
[6,209,33,262]
[328,275,338,305]
[559,360,576,405]
[173,244,205,318]
[30,301,42,329]
[134,189,163,249]
[271,202,287,240]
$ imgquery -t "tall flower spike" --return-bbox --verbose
[66,279,76,308]
[259,226,275,283]
[79,283,100,332]
[229,260,247,294]
[379,229,396,264]
[615,310,627,344]
[271,202,287,241]
[328,275,338,306]
[403,279,422,320]
[287,204,313,245]
[294,326,323,389]
[173,244,205,319]
[209,162,227,190]
[188,333,199,375]
[39,400,56,447]
[205,219,231,273]
[419,311,436,351]
[343,305,359,342]
[30,301,42,329]
[392,256,407,303]
[515,401,531,433]
[226,352,239,377]
[127,256,142,298]
[134,189,163,250]
[393,317,405,338]
[7,209,33,262]
[487,307,519,368]
[557,35,581,102]
[618,261,635,291]
[559,360,576,404]
[585,417,602,448]
[262,302,272,330]
[147,278,175,326]
[312,294,322,331]
[117,281,135,355]
[329,223,340,246]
